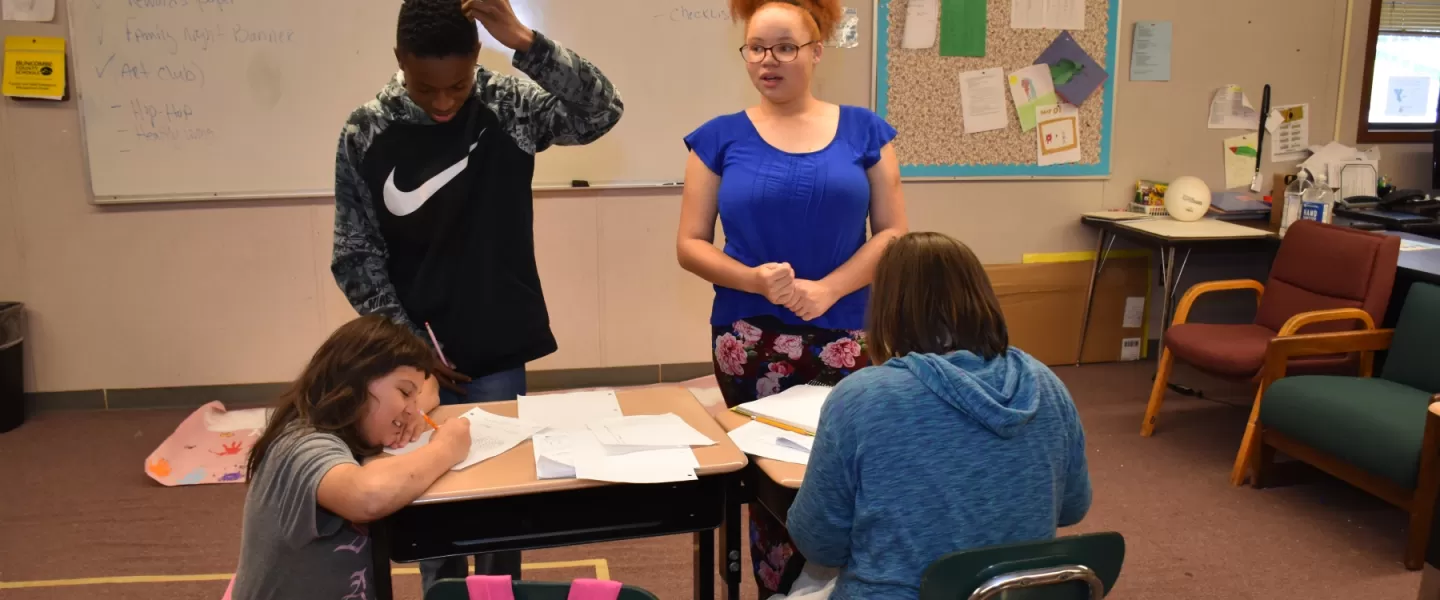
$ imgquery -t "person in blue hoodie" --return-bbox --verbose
[783,231,1093,600]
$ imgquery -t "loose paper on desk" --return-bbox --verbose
[1401,238,1440,252]
[901,0,939,49]
[1036,103,1081,166]
[734,384,831,434]
[960,68,1009,133]
[1208,85,1259,130]
[728,421,811,465]
[574,447,699,484]
[1129,21,1171,81]
[517,390,622,431]
[939,0,986,57]
[1010,0,1085,29]
[1386,76,1432,118]
[532,429,605,479]
[587,413,715,448]
[1224,133,1260,190]
[383,408,545,470]
[2,0,53,21]
[1271,104,1310,162]
[1009,64,1058,132]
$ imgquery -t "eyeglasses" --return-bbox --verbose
[738,41,817,63]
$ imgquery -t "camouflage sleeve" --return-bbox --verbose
[330,118,423,339]
[497,30,624,154]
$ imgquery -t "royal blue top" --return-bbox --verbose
[684,105,897,330]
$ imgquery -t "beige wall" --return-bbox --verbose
[0,0,1401,393]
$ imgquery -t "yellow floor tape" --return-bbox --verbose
[0,559,609,589]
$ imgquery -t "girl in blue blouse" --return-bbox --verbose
[676,0,907,595]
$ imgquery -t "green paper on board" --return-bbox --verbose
[939,0,986,57]
[1018,92,1060,132]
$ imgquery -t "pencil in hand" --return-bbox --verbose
[421,412,440,431]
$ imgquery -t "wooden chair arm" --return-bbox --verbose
[1171,279,1265,326]
[1258,328,1395,385]
[1276,308,1376,337]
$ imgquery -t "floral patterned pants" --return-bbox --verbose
[711,316,869,598]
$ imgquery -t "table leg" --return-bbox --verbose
[1157,245,1176,348]
[720,484,743,600]
[694,529,716,600]
[1075,231,1116,366]
[371,518,394,600]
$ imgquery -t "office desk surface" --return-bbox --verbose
[709,406,805,490]
[1391,231,1440,285]
[371,386,748,504]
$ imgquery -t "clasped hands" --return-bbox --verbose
[753,263,837,322]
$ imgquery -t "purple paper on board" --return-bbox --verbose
[1035,31,1108,106]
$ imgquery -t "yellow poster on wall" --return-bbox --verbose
[3,36,66,100]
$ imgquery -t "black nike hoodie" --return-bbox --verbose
[330,31,623,377]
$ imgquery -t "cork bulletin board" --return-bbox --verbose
[875,0,1121,178]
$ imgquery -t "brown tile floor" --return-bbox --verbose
[0,362,1425,599]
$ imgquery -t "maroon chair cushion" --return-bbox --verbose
[1165,323,1361,380]
[1165,323,1272,378]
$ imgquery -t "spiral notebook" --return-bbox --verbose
[731,384,831,436]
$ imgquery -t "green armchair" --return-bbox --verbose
[1237,282,1440,569]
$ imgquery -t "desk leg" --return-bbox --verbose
[371,519,394,600]
[694,529,716,600]
[1157,246,1176,349]
[719,484,742,600]
[1075,231,1116,366]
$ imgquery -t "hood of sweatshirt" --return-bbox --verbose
[885,349,1039,439]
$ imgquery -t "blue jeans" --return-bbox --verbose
[419,367,527,592]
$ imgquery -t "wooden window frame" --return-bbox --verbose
[1359,0,1440,143]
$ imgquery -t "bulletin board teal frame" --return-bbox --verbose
[874,0,1121,178]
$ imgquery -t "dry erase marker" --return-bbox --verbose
[424,321,454,368]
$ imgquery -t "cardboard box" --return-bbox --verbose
[986,256,1151,365]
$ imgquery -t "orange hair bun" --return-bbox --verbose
[729,0,843,41]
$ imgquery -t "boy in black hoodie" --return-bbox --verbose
[329,0,622,588]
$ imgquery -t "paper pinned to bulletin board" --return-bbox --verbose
[1224,133,1259,190]
[1037,103,1082,166]
[2,36,65,100]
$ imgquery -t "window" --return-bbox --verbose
[1359,0,1440,142]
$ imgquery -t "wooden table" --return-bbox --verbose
[708,406,807,600]
[367,386,748,600]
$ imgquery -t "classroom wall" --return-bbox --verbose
[0,0,1388,393]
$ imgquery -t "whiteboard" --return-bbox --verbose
[66,0,792,203]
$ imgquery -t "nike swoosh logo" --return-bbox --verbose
[383,128,485,217]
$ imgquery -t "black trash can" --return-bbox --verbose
[0,302,24,433]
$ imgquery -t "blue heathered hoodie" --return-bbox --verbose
[786,348,1092,600]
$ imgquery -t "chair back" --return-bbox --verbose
[425,580,659,600]
[919,532,1124,600]
[1255,220,1399,334]
[1382,282,1440,394]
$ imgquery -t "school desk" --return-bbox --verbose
[365,386,748,600]
[709,405,805,600]
[1076,215,1277,368]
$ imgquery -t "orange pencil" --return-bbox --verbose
[421,412,440,431]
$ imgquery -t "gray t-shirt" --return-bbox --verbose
[232,423,370,600]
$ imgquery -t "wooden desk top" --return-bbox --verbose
[707,403,806,490]
[373,386,748,504]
